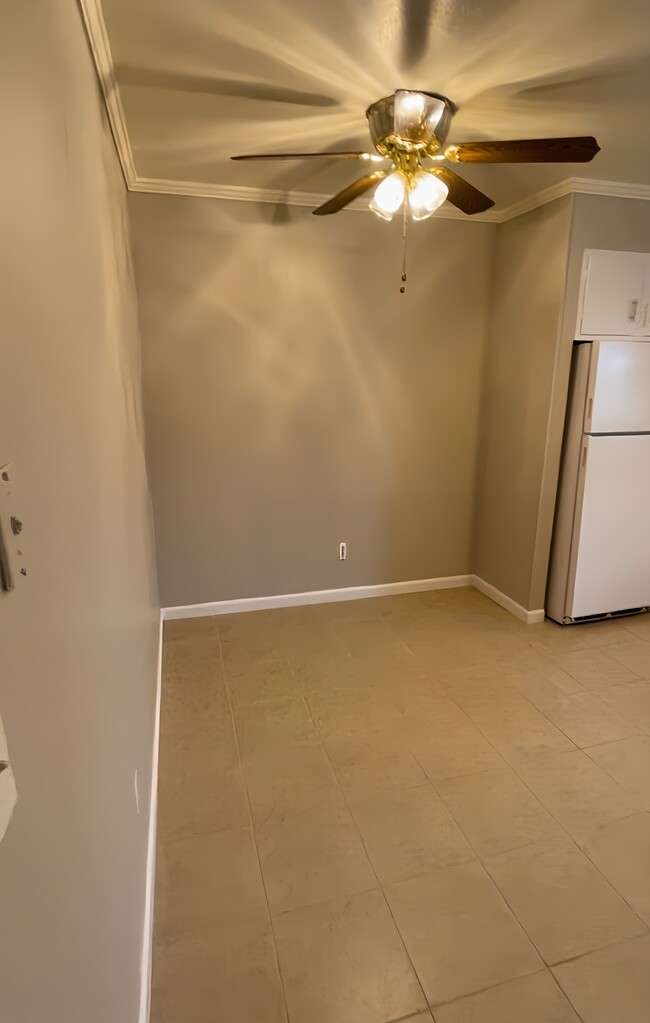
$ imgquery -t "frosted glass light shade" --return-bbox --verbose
[408,171,448,221]
[369,172,406,221]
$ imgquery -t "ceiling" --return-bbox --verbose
[95,0,650,213]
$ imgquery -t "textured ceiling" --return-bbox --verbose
[101,0,650,209]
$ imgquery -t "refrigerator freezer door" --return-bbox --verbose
[568,434,650,618]
[587,341,650,434]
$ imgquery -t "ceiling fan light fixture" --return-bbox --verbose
[369,171,406,220]
[408,170,448,221]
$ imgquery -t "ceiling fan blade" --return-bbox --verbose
[430,168,495,215]
[232,152,381,161]
[445,136,600,163]
[313,171,389,216]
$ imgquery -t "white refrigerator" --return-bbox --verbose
[547,339,650,624]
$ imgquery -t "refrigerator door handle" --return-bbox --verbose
[627,298,639,322]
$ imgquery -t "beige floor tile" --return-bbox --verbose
[553,648,641,690]
[255,802,376,914]
[157,719,240,784]
[584,813,650,922]
[386,861,541,1006]
[437,767,563,857]
[151,922,286,1023]
[154,596,650,1022]
[523,689,641,748]
[351,784,475,885]
[448,683,576,762]
[624,615,650,641]
[233,695,317,757]
[225,659,303,706]
[325,737,428,800]
[242,743,340,824]
[411,718,504,783]
[305,686,390,743]
[498,657,587,702]
[273,889,427,1023]
[532,618,635,652]
[552,934,650,1023]
[516,750,642,844]
[433,970,580,1023]
[159,674,230,738]
[157,763,249,842]
[597,681,650,734]
[484,839,646,964]
[155,827,268,940]
[163,616,220,642]
[606,639,650,678]
[583,735,650,809]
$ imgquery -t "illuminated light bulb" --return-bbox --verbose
[369,171,406,221]
[408,170,448,221]
[395,91,426,121]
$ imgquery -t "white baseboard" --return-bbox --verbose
[139,614,163,1023]
[162,574,474,620]
[471,575,545,624]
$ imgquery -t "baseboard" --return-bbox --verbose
[471,575,546,624]
[162,574,474,619]
[139,614,163,1023]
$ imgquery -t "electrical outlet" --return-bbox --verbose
[339,542,347,561]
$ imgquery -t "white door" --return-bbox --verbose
[569,434,650,618]
[580,250,650,338]
[587,341,650,433]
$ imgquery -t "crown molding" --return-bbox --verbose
[130,174,650,223]
[78,0,137,186]
[129,176,500,221]
[493,176,650,222]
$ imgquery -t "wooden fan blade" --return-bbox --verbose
[313,170,389,216]
[445,136,600,163]
[231,152,381,161]
[430,168,495,215]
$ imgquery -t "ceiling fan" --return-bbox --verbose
[232,90,600,220]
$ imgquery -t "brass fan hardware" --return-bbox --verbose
[231,90,599,290]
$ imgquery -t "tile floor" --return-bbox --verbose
[151,588,650,1023]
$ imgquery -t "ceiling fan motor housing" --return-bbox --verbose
[366,91,458,157]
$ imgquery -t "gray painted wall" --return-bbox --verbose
[129,194,495,607]
[0,3,159,1021]
[472,197,573,610]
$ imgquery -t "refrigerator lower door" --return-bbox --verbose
[568,434,650,619]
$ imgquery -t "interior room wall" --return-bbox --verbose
[129,193,495,608]
[471,196,573,611]
[528,193,650,609]
[0,3,159,1022]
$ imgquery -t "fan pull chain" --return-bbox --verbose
[400,200,408,294]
